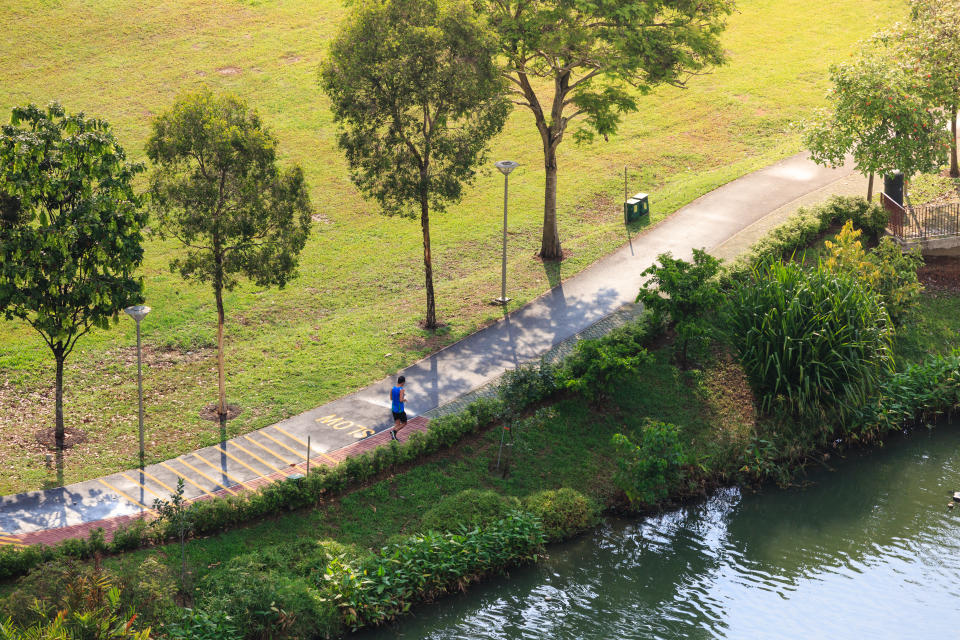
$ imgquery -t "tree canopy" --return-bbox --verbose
[0,102,146,454]
[147,88,312,424]
[321,0,509,328]
[804,52,949,199]
[478,0,734,258]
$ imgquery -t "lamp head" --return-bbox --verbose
[494,160,519,176]
[124,305,151,323]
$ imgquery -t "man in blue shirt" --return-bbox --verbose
[390,375,407,441]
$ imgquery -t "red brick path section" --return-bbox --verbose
[6,417,430,548]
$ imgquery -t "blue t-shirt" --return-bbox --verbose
[391,386,404,413]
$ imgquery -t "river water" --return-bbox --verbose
[362,424,960,639]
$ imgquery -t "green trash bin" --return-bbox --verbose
[624,192,649,223]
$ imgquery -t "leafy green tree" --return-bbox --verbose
[636,249,722,367]
[898,0,960,177]
[321,0,509,328]
[804,51,949,200]
[0,103,146,456]
[147,88,312,427]
[478,0,733,259]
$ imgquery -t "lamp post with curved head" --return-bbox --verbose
[494,160,519,305]
[124,305,151,468]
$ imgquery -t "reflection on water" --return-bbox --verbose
[360,425,960,639]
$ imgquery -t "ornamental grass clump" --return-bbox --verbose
[727,260,893,429]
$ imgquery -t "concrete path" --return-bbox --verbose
[0,152,858,542]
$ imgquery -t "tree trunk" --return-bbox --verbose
[867,172,874,202]
[215,283,227,428]
[540,147,562,260]
[420,195,437,329]
[54,353,65,454]
[951,105,958,178]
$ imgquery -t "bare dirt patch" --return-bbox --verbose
[282,54,303,64]
[216,66,242,76]
[199,403,242,422]
[919,255,960,293]
[34,426,87,450]
[311,212,331,224]
[573,194,618,224]
[702,347,756,438]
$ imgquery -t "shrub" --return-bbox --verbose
[114,556,179,628]
[498,360,559,416]
[727,260,893,427]
[420,489,521,532]
[196,555,342,640]
[558,319,654,405]
[824,221,924,327]
[162,608,241,640]
[854,351,960,438]
[637,249,723,366]
[522,488,599,542]
[867,236,924,326]
[612,421,688,506]
[324,511,544,630]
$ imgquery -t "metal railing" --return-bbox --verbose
[886,194,960,240]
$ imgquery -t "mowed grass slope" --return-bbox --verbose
[0,0,903,493]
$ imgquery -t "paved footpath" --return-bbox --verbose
[0,152,858,547]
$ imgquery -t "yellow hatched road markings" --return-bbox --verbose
[191,454,252,490]
[232,440,289,475]
[159,462,215,496]
[215,445,276,479]
[272,425,338,465]
[118,472,166,501]
[172,458,239,496]
[258,431,306,463]
[242,435,296,467]
[140,470,177,495]
[96,478,149,510]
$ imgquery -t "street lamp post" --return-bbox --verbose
[124,305,151,468]
[493,160,519,305]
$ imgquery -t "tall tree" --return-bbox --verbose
[147,88,312,428]
[478,0,733,259]
[0,103,146,455]
[804,53,949,200]
[898,0,960,177]
[321,0,509,328]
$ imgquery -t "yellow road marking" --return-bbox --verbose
[97,478,149,510]
[191,454,251,489]
[214,445,277,482]
[258,431,306,462]
[173,458,239,496]
[243,435,296,466]
[159,462,215,496]
[140,470,177,495]
[118,472,166,501]
[272,426,338,465]
[230,440,289,475]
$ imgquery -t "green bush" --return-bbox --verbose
[162,608,241,640]
[498,360,559,415]
[197,555,342,640]
[324,512,544,630]
[558,318,654,405]
[420,489,521,532]
[727,260,893,427]
[522,488,599,542]
[854,351,960,438]
[611,421,689,506]
[114,556,179,628]
[637,249,723,366]
[868,237,924,326]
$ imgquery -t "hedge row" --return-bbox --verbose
[723,195,888,283]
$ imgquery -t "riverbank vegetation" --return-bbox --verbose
[0,0,905,495]
[2,196,959,639]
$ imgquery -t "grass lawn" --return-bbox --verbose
[0,0,905,494]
